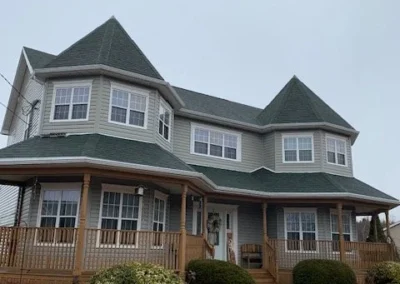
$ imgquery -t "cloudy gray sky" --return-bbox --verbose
[1,1,399,217]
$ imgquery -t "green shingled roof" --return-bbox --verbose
[257,76,354,129]
[191,165,397,201]
[44,17,163,80]
[24,47,56,69]
[0,134,193,172]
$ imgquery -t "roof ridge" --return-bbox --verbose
[173,85,263,111]
[321,173,347,193]
[113,18,164,80]
[267,77,297,124]
[295,78,324,121]
[98,18,116,65]
[23,46,56,57]
[81,134,101,156]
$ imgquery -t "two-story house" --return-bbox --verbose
[0,17,398,284]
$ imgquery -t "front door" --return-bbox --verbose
[206,204,237,261]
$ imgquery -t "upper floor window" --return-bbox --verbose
[191,124,241,161]
[51,81,92,121]
[109,83,148,128]
[283,135,313,163]
[327,137,346,166]
[158,103,171,141]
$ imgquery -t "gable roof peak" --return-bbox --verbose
[257,76,355,130]
[44,17,163,80]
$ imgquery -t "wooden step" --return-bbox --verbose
[247,269,276,284]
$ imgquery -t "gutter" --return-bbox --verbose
[0,156,397,206]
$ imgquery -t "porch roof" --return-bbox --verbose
[0,134,194,172]
[191,165,398,201]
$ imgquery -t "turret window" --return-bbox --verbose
[283,135,313,162]
[327,137,346,166]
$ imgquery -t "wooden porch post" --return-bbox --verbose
[179,184,188,277]
[337,203,345,262]
[202,196,208,239]
[385,210,391,238]
[73,173,90,281]
[373,213,378,240]
[262,202,268,268]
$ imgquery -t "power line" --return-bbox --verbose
[0,101,28,126]
[0,72,33,107]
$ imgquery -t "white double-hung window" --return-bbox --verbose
[330,210,352,251]
[158,103,171,141]
[37,183,81,244]
[283,134,313,162]
[191,124,241,161]
[284,209,317,251]
[327,137,347,165]
[152,191,167,246]
[109,83,148,128]
[98,184,142,247]
[51,81,92,121]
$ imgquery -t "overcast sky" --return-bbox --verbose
[0,1,399,218]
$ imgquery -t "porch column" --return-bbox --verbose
[73,173,90,280]
[373,213,378,240]
[337,203,345,262]
[203,196,208,239]
[262,202,268,269]
[179,184,188,277]
[385,210,391,238]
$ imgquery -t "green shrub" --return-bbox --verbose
[90,262,183,284]
[366,261,400,284]
[187,259,256,284]
[293,259,356,284]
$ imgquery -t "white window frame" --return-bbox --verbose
[282,133,314,163]
[35,183,82,246]
[152,191,168,248]
[190,123,242,161]
[158,99,172,142]
[283,208,318,253]
[326,135,348,167]
[330,209,353,253]
[108,82,150,129]
[50,80,93,122]
[97,184,143,248]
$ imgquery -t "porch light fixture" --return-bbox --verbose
[135,185,145,196]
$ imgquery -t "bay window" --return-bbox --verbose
[327,137,347,165]
[285,209,317,251]
[283,135,313,162]
[52,82,91,121]
[109,83,148,128]
[99,186,142,246]
[38,184,81,244]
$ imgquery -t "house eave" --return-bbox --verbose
[0,157,395,207]
[176,109,359,144]
[34,65,185,109]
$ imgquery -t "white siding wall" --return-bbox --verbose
[173,116,264,172]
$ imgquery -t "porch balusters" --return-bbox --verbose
[73,173,90,280]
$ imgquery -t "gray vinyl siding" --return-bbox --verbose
[97,78,158,145]
[275,131,323,172]
[321,132,353,177]
[7,69,44,146]
[41,77,100,135]
[169,194,193,232]
[0,186,19,226]
[173,116,264,172]
[264,132,275,170]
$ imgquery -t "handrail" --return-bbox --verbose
[264,240,278,281]
[203,237,215,259]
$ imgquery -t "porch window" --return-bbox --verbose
[99,190,141,246]
[191,124,241,161]
[283,135,313,162]
[52,82,91,121]
[38,188,80,244]
[285,210,317,251]
[158,103,171,141]
[327,137,346,165]
[109,84,148,128]
[152,191,167,246]
[331,212,351,251]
